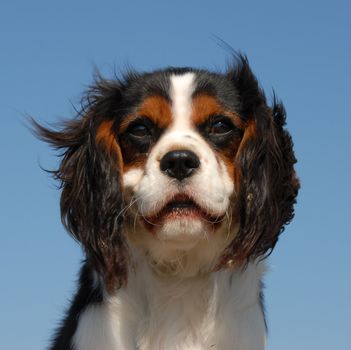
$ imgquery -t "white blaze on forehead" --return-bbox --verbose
[170,73,195,129]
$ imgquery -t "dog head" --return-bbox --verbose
[34,55,299,292]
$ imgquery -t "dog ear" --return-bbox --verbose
[221,55,299,266]
[32,78,127,292]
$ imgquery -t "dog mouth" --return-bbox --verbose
[163,195,200,216]
[143,194,224,227]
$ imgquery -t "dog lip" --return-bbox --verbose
[164,194,198,210]
[160,194,201,215]
[144,193,224,225]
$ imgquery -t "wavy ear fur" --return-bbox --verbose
[222,55,299,265]
[32,78,127,292]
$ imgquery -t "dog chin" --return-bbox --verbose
[154,217,208,245]
[136,215,237,278]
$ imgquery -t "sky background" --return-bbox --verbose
[1,0,350,349]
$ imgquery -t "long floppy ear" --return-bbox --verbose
[32,78,127,292]
[221,55,299,266]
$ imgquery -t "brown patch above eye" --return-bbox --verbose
[119,95,172,132]
[191,94,245,129]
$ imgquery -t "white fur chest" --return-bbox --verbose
[72,261,266,350]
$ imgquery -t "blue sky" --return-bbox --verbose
[1,0,350,349]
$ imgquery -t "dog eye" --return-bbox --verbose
[127,122,151,138]
[209,117,234,136]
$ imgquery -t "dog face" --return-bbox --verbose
[34,56,299,292]
[116,72,242,269]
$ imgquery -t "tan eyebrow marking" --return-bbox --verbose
[191,94,245,129]
[119,95,172,133]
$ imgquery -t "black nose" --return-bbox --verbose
[160,150,200,181]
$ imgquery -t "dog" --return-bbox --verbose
[34,54,299,350]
